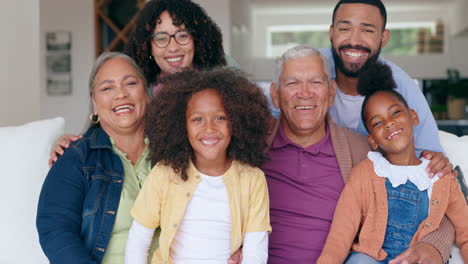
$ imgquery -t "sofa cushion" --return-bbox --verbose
[438,130,468,180]
[0,117,64,264]
[439,130,468,264]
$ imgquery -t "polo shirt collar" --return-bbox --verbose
[271,123,335,156]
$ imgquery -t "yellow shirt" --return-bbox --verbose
[102,138,160,264]
[131,160,271,264]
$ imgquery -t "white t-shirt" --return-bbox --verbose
[328,87,365,133]
[125,172,269,264]
[170,172,231,263]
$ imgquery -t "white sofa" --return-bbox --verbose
[0,118,465,263]
[0,117,64,264]
[438,131,468,264]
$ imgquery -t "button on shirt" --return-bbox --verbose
[263,124,344,264]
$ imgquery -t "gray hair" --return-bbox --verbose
[88,51,148,96]
[273,45,332,86]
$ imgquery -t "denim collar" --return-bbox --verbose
[88,125,113,150]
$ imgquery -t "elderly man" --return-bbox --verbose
[264,45,454,264]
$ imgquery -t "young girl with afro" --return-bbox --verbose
[318,61,468,264]
[125,68,272,264]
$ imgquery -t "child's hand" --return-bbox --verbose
[227,247,243,264]
[48,134,82,167]
[421,150,456,179]
[389,242,443,264]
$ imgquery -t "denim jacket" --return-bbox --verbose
[37,125,125,264]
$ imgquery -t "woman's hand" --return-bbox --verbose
[48,134,82,167]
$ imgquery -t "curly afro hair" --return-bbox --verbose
[359,60,409,132]
[124,0,226,85]
[145,68,270,181]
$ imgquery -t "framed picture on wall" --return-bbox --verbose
[46,31,72,96]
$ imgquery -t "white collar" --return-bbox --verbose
[368,151,439,192]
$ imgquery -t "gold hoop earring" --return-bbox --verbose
[90,113,100,124]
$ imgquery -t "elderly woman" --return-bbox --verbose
[36,52,158,264]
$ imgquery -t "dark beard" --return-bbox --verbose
[331,44,381,78]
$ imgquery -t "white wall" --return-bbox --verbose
[0,0,40,126]
[230,0,252,71]
[450,37,468,76]
[450,0,468,36]
[40,0,94,134]
[194,0,231,55]
[0,0,94,132]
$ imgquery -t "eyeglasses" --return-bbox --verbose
[150,29,192,48]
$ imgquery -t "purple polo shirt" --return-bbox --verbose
[263,124,345,264]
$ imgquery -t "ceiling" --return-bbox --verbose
[251,0,455,3]
[249,0,458,14]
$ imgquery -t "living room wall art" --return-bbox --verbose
[46,31,72,96]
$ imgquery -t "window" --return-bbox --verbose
[382,22,442,55]
[267,25,329,58]
[266,21,443,58]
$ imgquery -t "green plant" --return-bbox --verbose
[426,79,448,105]
[430,104,447,113]
[447,69,468,99]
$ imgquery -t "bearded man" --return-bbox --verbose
[321,0,443,158]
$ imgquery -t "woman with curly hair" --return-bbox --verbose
[125,69,272,264]
[125,0,229,96]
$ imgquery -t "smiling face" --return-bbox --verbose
[270,55,336,147]
[151,11,195,75]
[92,57,149,137]
[186,89,231,170]
[329,3,389,77]
[364,91,419,156]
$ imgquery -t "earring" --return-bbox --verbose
[149,55,153,60]
[90,113,100,124]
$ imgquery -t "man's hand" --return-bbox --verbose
[421,150,457,179]
[389,242,443,264]
[48,134,82,167]
[227,247,243,264]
